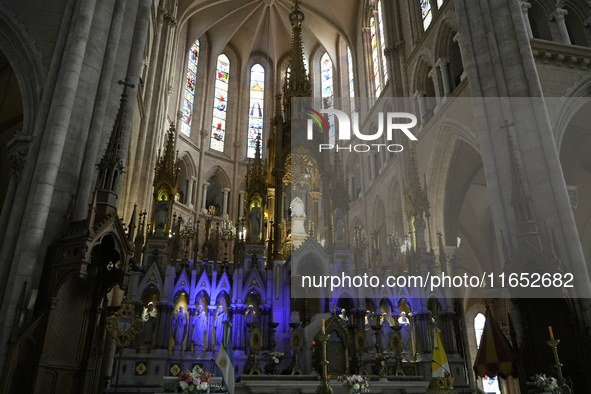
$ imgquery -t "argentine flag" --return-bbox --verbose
[214,320,234,394]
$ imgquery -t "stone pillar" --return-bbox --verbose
[238,191,245,219]
[362,27,375,100]
[551,8,571,45]
[222,188,230,218]
[452,33,467,82]
[202,182,210,210]
[519,1,533,39]
[428,68,442,107]
[369,154,376,180]
[348,175,354,200]
[439,312,458,354]
[436,57,452,96]
[186,176,195,208]
[414,90,427,123]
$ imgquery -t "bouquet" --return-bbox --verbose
[269,351,285,364]
[178,365,214,393]
[526,374,559,393]
[340,375,370,393]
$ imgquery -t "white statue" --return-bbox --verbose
[214,306,228,346]
[191,305,207,347]
[339,308,349,322]
[172,306,187,345]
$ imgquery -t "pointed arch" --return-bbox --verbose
[181,40,200,136]
[247,63,265,158]
[211,53,230,152]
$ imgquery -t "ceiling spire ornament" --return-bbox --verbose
[283,0,311,120]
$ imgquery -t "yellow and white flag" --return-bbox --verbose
[432,328,450,378]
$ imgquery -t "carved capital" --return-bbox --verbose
[550,8,568,21]
[435,57,450,68]
[519,1,531,13]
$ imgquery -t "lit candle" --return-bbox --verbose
[549,326,554,340]
[322,319,325,333]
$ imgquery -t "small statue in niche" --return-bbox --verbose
[214,305,228,346]
[155,195,169,236]
[245,304,258,324]
[249,201,262,242]
[365,311,375,350]
[191,304,207,348]
[339,308,349,322]
[141,302,158,345]
[172,306,187,346]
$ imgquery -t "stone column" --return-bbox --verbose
[238,191,245,219]
[452,33,467,82]
[222,188,230,218]
[369,154,376,180]
[551,8,571,45]
[519,1,533,39]
[428,68,442,107]
[186,176,195,208]
[414,90,427,123]
[362,27,375,101]
[436,57,452,96]
[348,175,354,200]
[195,130,209,212]
[202,182,210,210]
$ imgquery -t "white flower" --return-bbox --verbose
[179,381,188,390]
[353,383,360,390]
[275,358,279,363]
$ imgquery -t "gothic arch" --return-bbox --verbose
[0,5,44,138]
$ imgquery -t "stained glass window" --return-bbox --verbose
[211,54,230,152]
[247,64,265,158]
[347,47,356,112]
[421,0,433,30]
[181,40,199,136]
[437,0,444,8]
[321,52,335,145]
[370,17,381,96]
[377,1,388,84]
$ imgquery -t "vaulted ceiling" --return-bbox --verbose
[178,0,362,69]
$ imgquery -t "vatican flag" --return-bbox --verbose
[432,328,450,378]
[214,321,235,394]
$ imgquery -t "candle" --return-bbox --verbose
[549,326,554,340]
[375,315,379,325]
[272,312,275,322]
[321,319,325,333]
[345,348,349,369]
[351,314,354,325]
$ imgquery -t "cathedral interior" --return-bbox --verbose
[1,0,591,393]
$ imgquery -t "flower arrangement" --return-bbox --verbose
[526,374,559,393]
[269,351,285,364]
[339,375,370,393]
[264,351,286,374]
[177,365,213,393]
